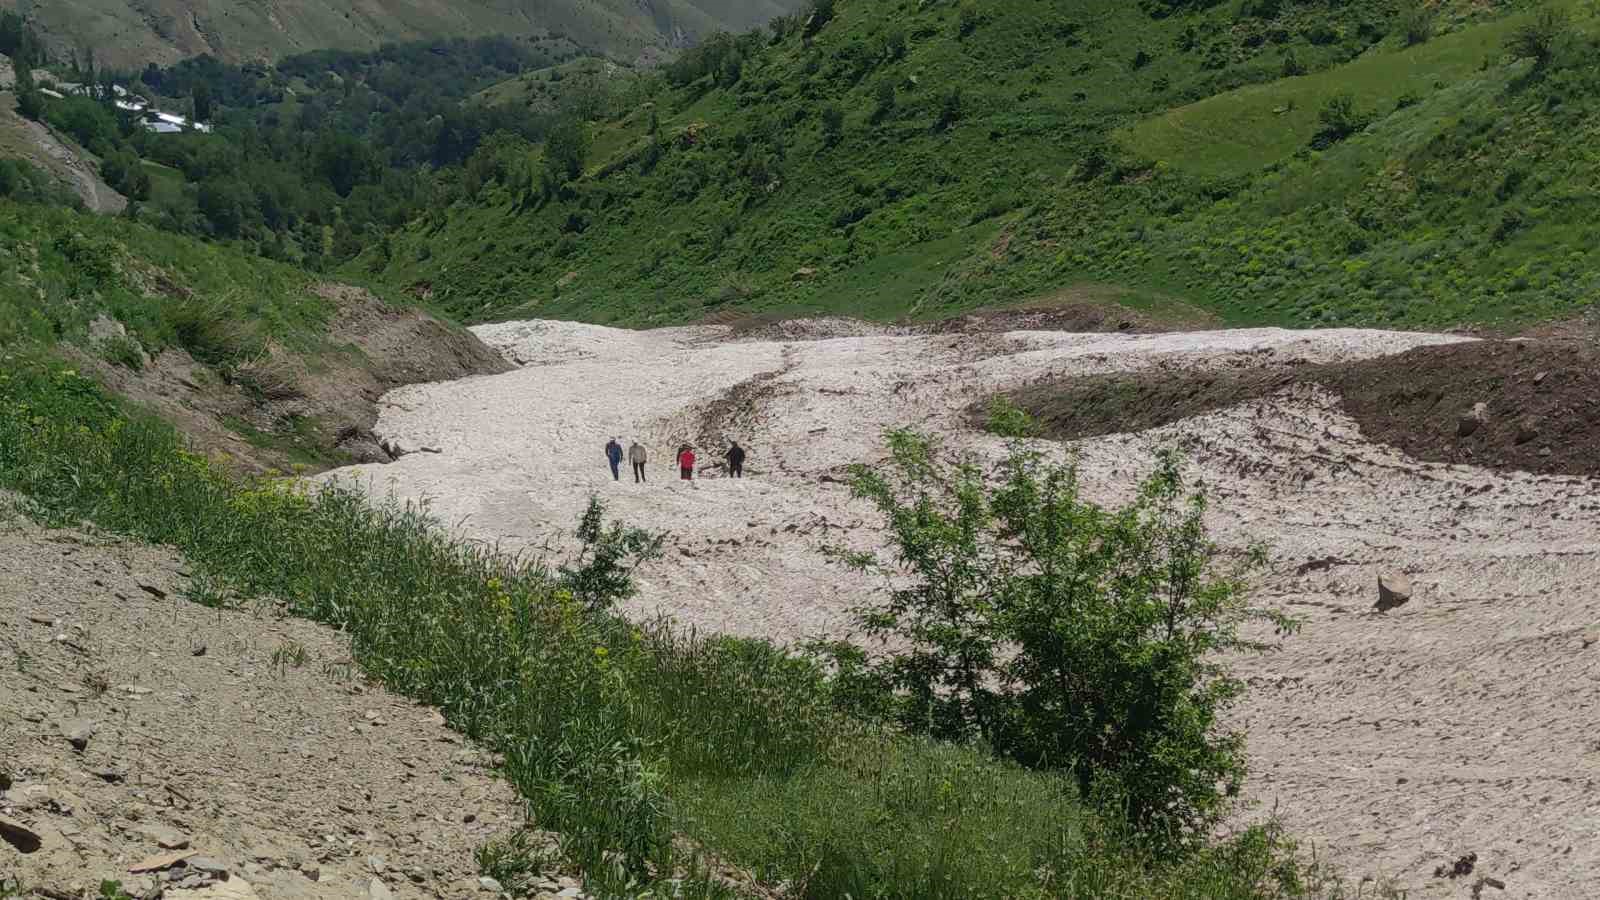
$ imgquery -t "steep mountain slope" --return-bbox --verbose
[362,0,1595,331]
[3,0,804,69]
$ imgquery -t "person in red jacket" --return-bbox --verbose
[677,444,696,481]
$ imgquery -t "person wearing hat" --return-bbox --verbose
[604,437,624,481]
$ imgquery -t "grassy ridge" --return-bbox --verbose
[0,200,324,360]
[0,357,1333,898]
[361,0,1597,331]
[1120,4,1547,178]
[367,0,1401,326]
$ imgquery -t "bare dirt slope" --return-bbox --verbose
[77,285,513,475]
[323,318,1600,897]
[0,506,538,899]
[0,91,126,213]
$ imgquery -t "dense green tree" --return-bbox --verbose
[1509,6,1571,66]
[540,115,590,200]
[820,103,845,146]
[313,132,383,197]
[192,81,213,123]
[14,61,44,121]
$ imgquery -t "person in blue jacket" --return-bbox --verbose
[604,437,623,481]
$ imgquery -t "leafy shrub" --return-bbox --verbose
[984,397,1038,437]
[98,334,146,371]
[957,4,983,38]
[1310,92,1369,148]
[820,103,845,146]
[1508,6,1571,66]
[882,26,908,60]
[818,432,1295,843]
[1398,1,1435,46]
[558,496,665,613]
[540,116,590,202]
[936,87,964,131]
[871,80,897,123]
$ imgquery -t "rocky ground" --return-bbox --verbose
[324,317,1600,897]
[0,502,591,900]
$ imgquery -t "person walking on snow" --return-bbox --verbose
[726,441,746,478]
[629,440,648,483]
[605,437,623,481]
[678,445,696,481]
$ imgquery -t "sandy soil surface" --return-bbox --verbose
[322,319,1600,897]
[0,507,595,900]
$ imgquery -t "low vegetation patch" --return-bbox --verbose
[0,355,1346,897]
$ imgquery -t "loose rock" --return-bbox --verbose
[1457,402,1489,437]
[60,717,96,751]
[479,876,504,893]
[187,856,231,878]
[368,878,394,900]
[1375,572,1412,612]
[138,823,192,850]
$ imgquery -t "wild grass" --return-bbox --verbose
[356,0,1593,332]
[0,354,1330,898]
[0,200,328,358]
[1119,3,1555,178]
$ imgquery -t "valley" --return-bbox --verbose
[4,0,1600,896]
[329,314,1600,897]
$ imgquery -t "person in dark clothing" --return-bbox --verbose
[605,437,623,481]
[727,441,746,478]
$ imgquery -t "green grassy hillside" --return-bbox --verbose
[359,0,1597,331]
[5,0,805,69]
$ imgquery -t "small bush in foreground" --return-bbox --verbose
[819,431,1296,845]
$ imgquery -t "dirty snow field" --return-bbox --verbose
[325,319,1600,898]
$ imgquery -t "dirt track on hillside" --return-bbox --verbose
[322,319,1600,898]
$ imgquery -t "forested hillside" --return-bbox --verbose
[2,30,638,272]
[361,0,1598,331]
[4,0,804,68]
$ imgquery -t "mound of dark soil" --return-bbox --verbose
[1001,339,1600,477]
